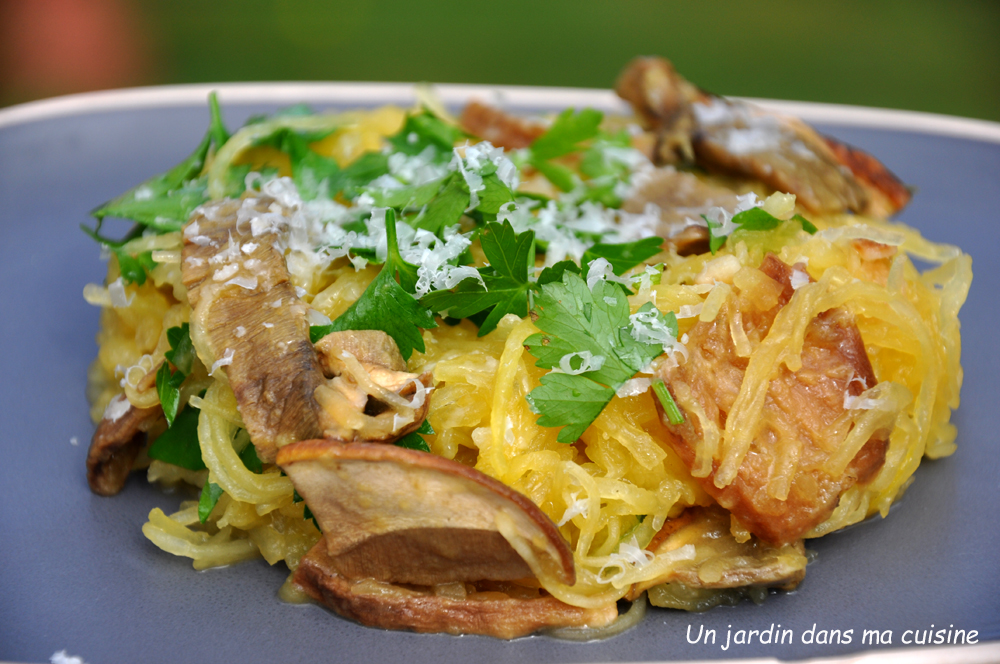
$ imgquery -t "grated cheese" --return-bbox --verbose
[557,491,589,527]
[108,278,133,308]
[210,348,235,376]
[616,377,652,398]
[50,651,88,664]
[103,394,130,422]
[629,308,688,361]
[557,351,605,376]
[790,269,810,290]
[596,536,656,585]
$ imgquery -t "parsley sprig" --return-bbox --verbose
[423,224,665,336]
[422,220,536,336]
[155,323,195,426]
[524,271,678,443]
[706,207,818,253]
[528,108,603,192]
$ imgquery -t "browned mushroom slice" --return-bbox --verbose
[181,197,325,462]
[459,101,547,150]
[615,56,707,164]
[295,542,617,638]
[615,56,910,217]
[823,135,913,217]
[277,440,575,586]
[691,99,872,215]
[621,167,742,255]
[86,394,162,496]
[653,255,888,545]
[626,505,807,603]
[313,330,432,442]
[314,329,407,375]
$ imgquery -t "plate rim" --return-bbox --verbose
[2,81,1000,145]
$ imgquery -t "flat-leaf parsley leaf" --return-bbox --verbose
[524,270,677,443]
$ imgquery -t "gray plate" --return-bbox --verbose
[1,85,997,664]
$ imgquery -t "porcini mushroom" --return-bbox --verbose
[615,56,910,217]
[86,394,162,496]
[276,441,617,636]
[182,197,326,462]
[313,330,432,443]
[277,440,574,586]
[626,505,807,602]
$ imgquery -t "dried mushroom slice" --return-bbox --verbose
[276,440,576,587]
[614,56,705,164]
[823,136,912,217]
[313,331,432,442]
[626,505,807,602]
[653,255,888,545]
[615,56,910,218]
[86,393,162,496]
[295,541,617,639]
[621,167,741,255]
[181,197,325,462]
[692,101,872,215]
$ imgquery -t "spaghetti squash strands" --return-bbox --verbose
[82,74,970,637]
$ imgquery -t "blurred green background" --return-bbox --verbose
[2,0,998,121]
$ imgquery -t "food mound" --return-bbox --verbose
[83,57,971,638]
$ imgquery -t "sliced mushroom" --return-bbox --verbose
[691,100,872,215]
[459,100,547,150]
[315,329,407,375]
[295,542,617,638]
[626,505,807,602]
[615,56,910,218]
[278,440,606,636]
[277,440,575,586]
[86,393,162,496]
[614,56,705,164]
[653,255,888,545]
[621,167,742,255]
[823,136,912,218]
[181,197,326,462]
[313,330,432,442]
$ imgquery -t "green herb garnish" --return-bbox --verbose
[707,207,818,254]
[652,379,685,425]
[147,404,204,470]
[310,209,437,359]
[198,481,224,523]
[524,271,677,442]
[422,220,536,336]
[155,324,195,426]
[395,419,435,453]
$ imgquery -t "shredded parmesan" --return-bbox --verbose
[103,394,130,422]
[616,377,652,398]
[50,651,88,664]
[108,278,133,308]
[790,269,810,290]
[557,351,605,375]
[210,348,235,376]
[558,491,589,527]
